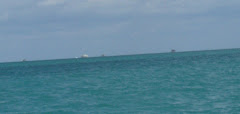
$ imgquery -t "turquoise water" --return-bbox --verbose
[1,49,240,113]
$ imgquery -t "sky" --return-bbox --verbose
[0,0,240,62]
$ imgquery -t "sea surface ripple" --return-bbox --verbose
[1,49,240,113]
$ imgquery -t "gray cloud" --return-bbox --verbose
[1,0,238,15]
[0,0,240,62]
[35,0,240,14]
[0,0,239,22]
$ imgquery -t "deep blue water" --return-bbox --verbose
[1,49,240,113]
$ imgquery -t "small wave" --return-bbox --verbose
[0,101,6,104]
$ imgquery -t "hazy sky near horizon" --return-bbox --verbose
[0,0,240,62]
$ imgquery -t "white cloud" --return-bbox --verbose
[0,0,239,16]
[38,0,65,6]
[58,0,240,14]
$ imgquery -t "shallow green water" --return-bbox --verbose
[1,49,240,113]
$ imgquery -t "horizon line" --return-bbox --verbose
[0,48,239,64]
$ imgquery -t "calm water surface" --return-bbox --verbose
[1,49,240,113]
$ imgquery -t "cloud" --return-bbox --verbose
[1,0,240,18]
[55,0,240,14]
[38,0,65,6]
[0,0,240,62]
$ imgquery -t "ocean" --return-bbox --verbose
[1,49,240,113]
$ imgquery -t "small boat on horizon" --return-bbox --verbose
[22,59,27,62]
[171,49,176,53]
[81,54,89,58]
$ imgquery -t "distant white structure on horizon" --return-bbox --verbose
[81,54,89,58]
